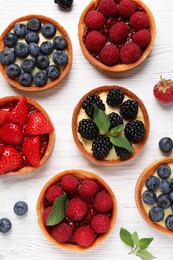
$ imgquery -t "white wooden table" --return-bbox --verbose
[0,0,173,259]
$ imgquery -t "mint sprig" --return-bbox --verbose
[120,228,156,260]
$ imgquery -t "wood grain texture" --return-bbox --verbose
[0,0,173,259]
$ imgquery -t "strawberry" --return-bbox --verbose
[10,96,28,126]
[0,110,11,125]
[0,123,24,146]
[153,76,173,103]
[24,112,54,135]
[22,136,41,167]
[0,143,4,157]
[0,146,22,175]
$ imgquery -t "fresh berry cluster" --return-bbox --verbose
[142,164,173,231]
[43,174,113,247]
[0,17,68,87]
[0,96,54,175]
[83,0,151,66]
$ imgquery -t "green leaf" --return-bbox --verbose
[139,238,154,249]
[120,228,134,247]
[93,104,110,132]
[110,124,124,137]
[110,136,134,153]
[136,249,156,260]
[46,194,68,226]
[131,232,139,247]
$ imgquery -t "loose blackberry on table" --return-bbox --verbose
[54,0,73,9]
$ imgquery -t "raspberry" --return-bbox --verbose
[133,29,151,47]
[94,191,113,212]
[85,10,105,30]
[120,99,138,120]
[78,119,99,140]
[98,0,118,17]
[91,214,110,233]
[51,222,73,243]
[82,94,105,119]
[73,225,96,247]
[65,198,87,221]
[109,22,129,43]
[43,206,52,224]
[85,31,107,53]
[78,179,98,198]
[61,174,79,192]
[92,135,113,159]
[106,88,125,106]
[45,185,63,204]
[124,120,146,143]
[118,0,136,18]
[99,44,119,66]
[130,11,150,30]
[120,42,141,64]
[108,112,124,129]
[114,146,132,159]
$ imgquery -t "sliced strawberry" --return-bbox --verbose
[22,136,41,167]
[0,146,22,175]
[10,96,29,126]
[0,110,11,125]
[24,112,54,135]
[153,76,173,103]
[0,123,24,146]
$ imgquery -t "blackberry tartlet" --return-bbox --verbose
[37,169,117,251]
[72,86,149,165]
[78,0,156,72]
[0,15,72,91]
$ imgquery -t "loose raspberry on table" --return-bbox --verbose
[61,174,79,192]
[51,222,73,243]
[43,206,52,224]
[118,0,136,18]
[130,11,150,30]
[99,44,119,66]
[98,0,118,17]
[94,191,113,212]
[85,31,107,53]
[91,214,110,233]
[45,185,63,204]
[78,179,98,198]
[132,29,151,47]
[120,42,141,64]
[109,22,129,43]
[65,197,87,221]
[73,225,96,247]
[85,10,105,30]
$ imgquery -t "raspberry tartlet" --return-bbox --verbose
[0,96,54,175]
[135,157,173,234]
[0,14,72,91]
[72,86,149,165]
[37,169,117,251]
[78,0,156,72]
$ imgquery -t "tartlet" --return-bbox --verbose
[37,169,117,251]
[0,14,72,91]
[78,0,156,72]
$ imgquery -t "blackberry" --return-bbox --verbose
[124,120,146,143]
[92,135,112,159]
[114,146,132,159]
[106,88,125,106]
[78,119,99,140]
[55,0,73,9]
[119,99,138,120]
[108,112,123,129]
[82,94,105,119]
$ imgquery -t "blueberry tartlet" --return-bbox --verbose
[72,86,149,165]
[37,169,117,251]
[78,0,156,72]
[0,15,72,91]
[135,158,173,234]
[0,96,55,175]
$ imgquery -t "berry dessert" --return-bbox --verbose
[135,157,173,234]
[78,0,156,72]
[37,169,117,251]
[72,86,149,165]
[0,96,54,176]
[0,14,72,91]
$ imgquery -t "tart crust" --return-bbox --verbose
[0,14,72,92]
[36,169,117,251]
[0,96,55,176]
[78,0,156,72]
[135,157,173,234]
[72,85,150,165]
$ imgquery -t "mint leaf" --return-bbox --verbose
[110,136,134,153]
[110,124,124,137]
[139,238,154,249]
[136,249,156,260]
[131,232,139,247]
[120,228,134,247]
[93,104,110,132]
[46,194,68,226]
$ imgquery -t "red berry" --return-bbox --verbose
[0,123,24,146]
[132,29,151,47]
[65,197,87,221]
[85,10,105,30]
[51,222,73,243]
[10,96,28,126]
[22,136,41,167]
[78,179,98,198]
[94,191,113,212]
[43,206,52,224]
[100,44,119,66]
[118,0,136,18]
[120,42,141,64]
[109,22,129,43]
[45,185,63,204]
[86,31,107,53]
[98,0,118,17]
[130,11,150,30]
[91,214,110,233]
[0,143,4,157]
[73,225,96,247]
[0,110,11,125]
[153,76,173,104]
[61,174,79,192]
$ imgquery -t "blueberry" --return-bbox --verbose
[53,36,67,50]
[36,55,50,69]
[21,58,35,73]
[25,31,39,44]
[27,18,41,32]
[40,41,54,55]
[159,137,173,153]
[157,194,171,209]
[14,42,29,58]
[0,49,15,65]
[13,201,28,216]
[33,71,48,87]
[4,32,18,48]
[157,164,171,179]
[14,23,27,37]
[0,218,12,233]
[7,63,21,78]
[165,215,173,230]
[159,180,172,194]
[41,23,56,38]
[145,176,160,191]
[170,191,173,201]
[170,179,173,189]
[46,65,60,80]
[28,42,40,57]
[142,190,157,205]
[149,206,164,222]
[53,50,68,66]
[19,72,33,86]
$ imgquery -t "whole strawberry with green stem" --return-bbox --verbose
[153,75,173,103]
